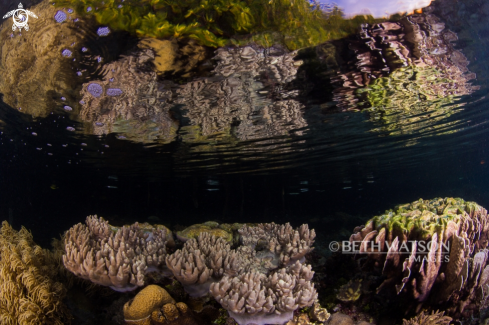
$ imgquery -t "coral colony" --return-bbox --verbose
[2,197,489,324]
[63,216,317,325]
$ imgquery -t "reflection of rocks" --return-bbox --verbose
[176,45,307,141]
[79,49,178,143]
[0,0,85,117]
[331,8,479,135]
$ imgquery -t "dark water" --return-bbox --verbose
[0,0,489,252]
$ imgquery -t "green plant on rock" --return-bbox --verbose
[56,0,386,49]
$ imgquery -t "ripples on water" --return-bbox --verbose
[0,0,489,243]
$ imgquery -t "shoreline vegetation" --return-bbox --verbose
[54,0,395,49]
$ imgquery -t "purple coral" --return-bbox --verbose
[87,83,103,98]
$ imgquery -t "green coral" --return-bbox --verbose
[366,197,483,242]
[55,0,386,49]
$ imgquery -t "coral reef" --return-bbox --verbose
[63,215,168,292]
[349,197,489,315]
[0,221,71,325]
[63,218,318,324]
[402,310,452,325]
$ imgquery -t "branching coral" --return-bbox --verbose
[0,221,71,325]
[63,215,168,292]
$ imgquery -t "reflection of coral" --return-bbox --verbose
[63,216,168,292]
[123,285,175,325]
[402,310,452,325]
[79,48,178,143]
[331,9,479,135]
[350,198,489,314]
[176,45,307,140]
[0,221,70,324]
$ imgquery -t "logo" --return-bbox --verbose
[329,240,451,262]
[3,3,38,31]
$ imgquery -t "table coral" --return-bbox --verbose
[0,221,70,325]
